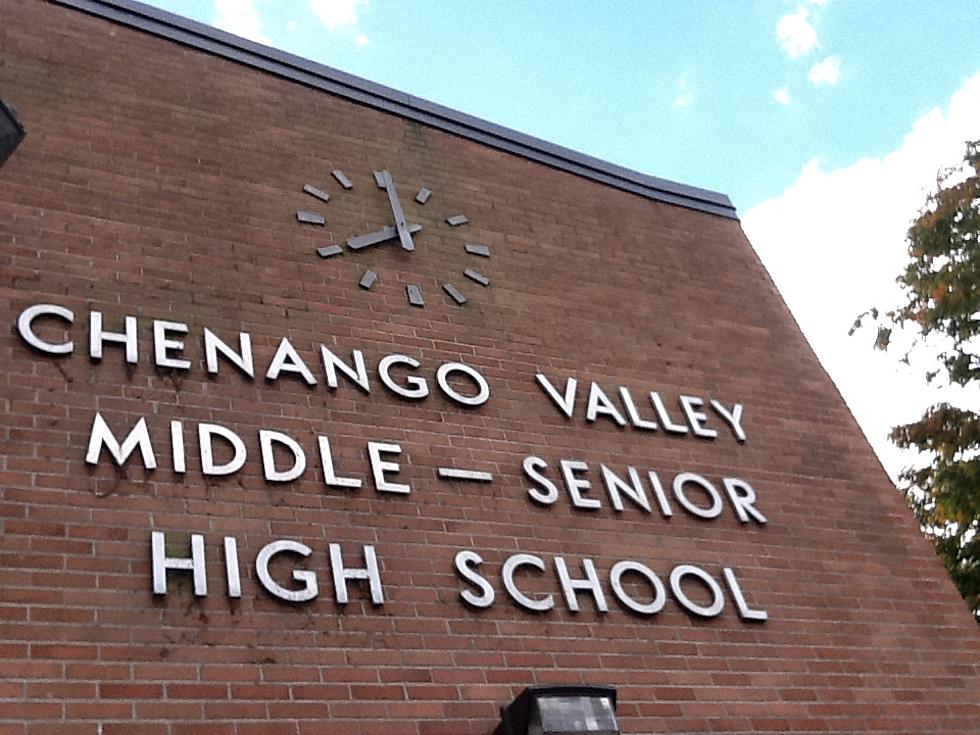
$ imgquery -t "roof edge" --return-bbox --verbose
[51,0,740,220]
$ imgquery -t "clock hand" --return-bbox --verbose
[346,223,422,251]
[380,170,415,252]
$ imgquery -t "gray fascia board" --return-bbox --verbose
[51,0,739,220]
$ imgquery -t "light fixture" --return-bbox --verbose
[495,685,620,735]
[0,100,26,165]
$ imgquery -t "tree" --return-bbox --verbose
[853,139,979,622]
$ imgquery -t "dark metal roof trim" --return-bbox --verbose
[51,0,739,220]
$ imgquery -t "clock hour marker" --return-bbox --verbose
[464,243,491,257]
[303,184,330,203]
[406,284,424,307]
[446,214,468,227]
[442,283,467,305]
[372,170,386,189]
[316,245,343,258]
[464,269,490,287]
[415,187,431,204]
[297,210,325,226]
[331,170,353,189]
[359,270,378,289]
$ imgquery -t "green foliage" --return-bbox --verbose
[858,140,979,621]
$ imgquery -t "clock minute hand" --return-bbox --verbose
[346,223,422,251]
[381,170,415,252]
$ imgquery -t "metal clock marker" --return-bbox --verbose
[359,271,378,289]
[297,210,325,225]
[316,245,343,258]
[442,283,467,305]
[406,285,424,307]
[464,269,490,287]
[303,184,330,203]
[331,170,353,189]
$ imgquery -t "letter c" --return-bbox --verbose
[502,554,554,612]
[17,304,74,355]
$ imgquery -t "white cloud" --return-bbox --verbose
[776,5,818,59]
[307,0,367,29]
[673,75,693,109]
[774,87,791,105]
[674,92,693,109]
[742,72,980,480]
[355,33,369,47]
[213,0,270,45]
[808,55,841,86]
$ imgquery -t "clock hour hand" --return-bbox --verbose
[380,170,415,252]
[346,223,422,251]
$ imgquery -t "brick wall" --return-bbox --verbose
[1,1,978,733]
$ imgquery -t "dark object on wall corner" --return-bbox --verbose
[495,686,620,735]
[0,100,26,165]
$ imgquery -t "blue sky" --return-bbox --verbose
[140,0,979,478]
[141,0,978,211]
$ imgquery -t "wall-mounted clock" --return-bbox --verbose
[294,168,492,308]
